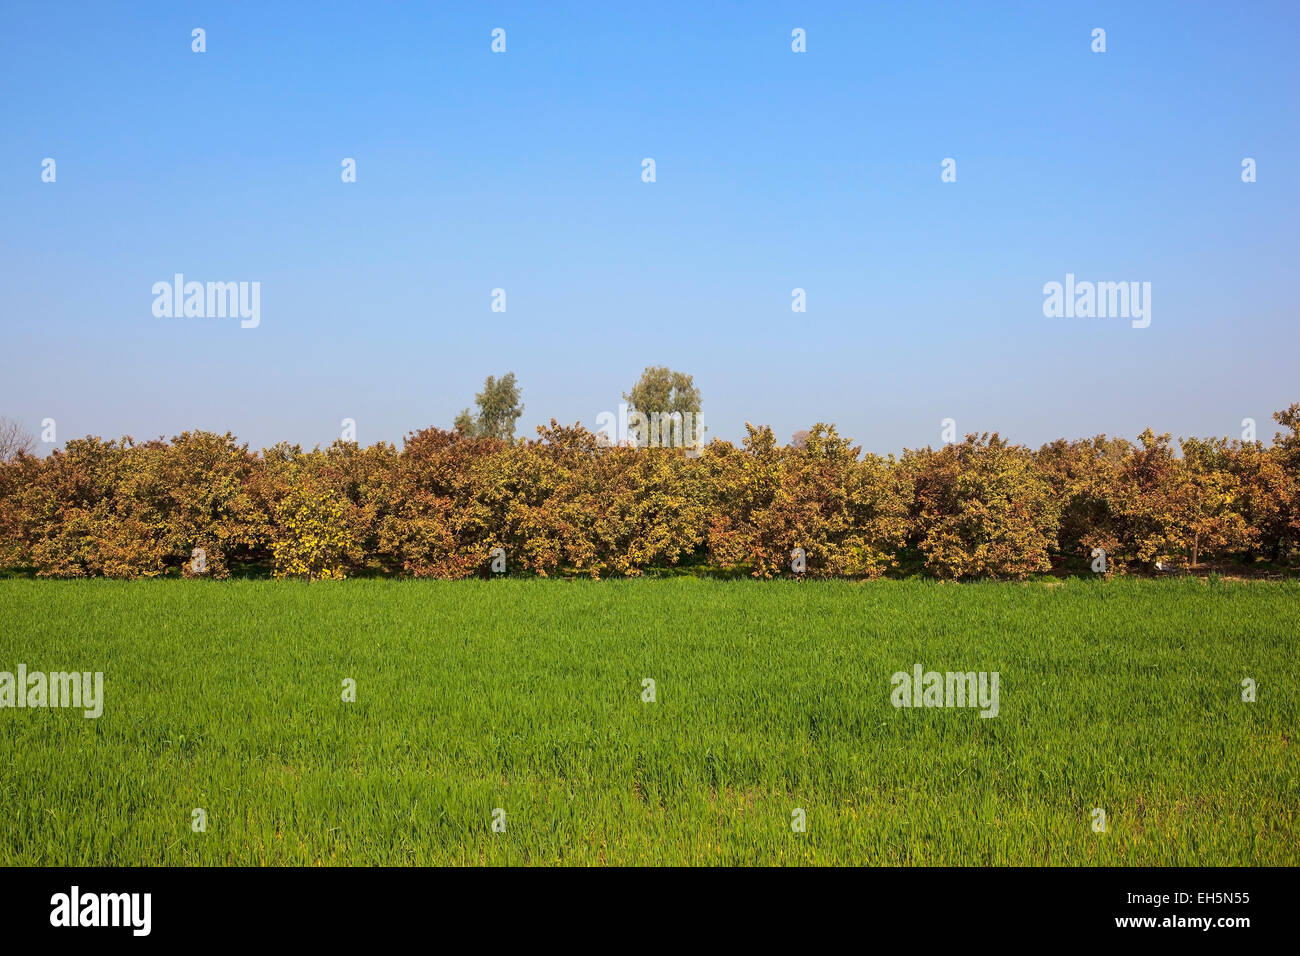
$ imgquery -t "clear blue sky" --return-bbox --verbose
[2,1,1297,454]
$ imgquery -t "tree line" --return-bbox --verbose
[0,404,1296,581]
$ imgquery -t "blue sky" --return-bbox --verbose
[2,1,1297,455]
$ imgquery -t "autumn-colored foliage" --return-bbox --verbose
[1,406,1297,580]
[900,433,1058,580]
[706,424,909,579]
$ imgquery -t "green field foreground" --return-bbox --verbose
[0,577,1296,866]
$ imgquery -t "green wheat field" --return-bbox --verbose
[0,577,1295,866]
